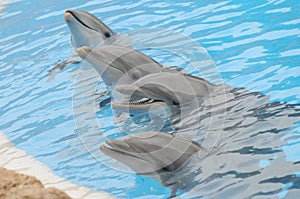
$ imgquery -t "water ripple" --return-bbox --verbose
[0,0,299,198]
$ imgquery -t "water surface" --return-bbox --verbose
[0,0,300,198]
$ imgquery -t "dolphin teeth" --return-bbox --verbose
[115,98,158,106]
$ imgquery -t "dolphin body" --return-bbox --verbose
[112,71,215,114]
[77,45,182,92]
[100,131,204,198]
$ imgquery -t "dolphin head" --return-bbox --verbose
[77,45,163,89]
[64,10,115,49]
[100,131,202,174]
[77,45,124,88]
[112,72,214,113]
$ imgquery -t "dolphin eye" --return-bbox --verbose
[173,100,180,106]
[104,32,111,38]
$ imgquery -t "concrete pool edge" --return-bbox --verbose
[0,130,116,199]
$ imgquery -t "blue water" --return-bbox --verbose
[1,0,300,198]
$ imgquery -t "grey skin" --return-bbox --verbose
[100,131,203,197]
[112,72,215,113]
[77,45,165,91]
[48,10,116,81]
[64,9,115,49]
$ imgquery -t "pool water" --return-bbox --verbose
[1,0,300,198]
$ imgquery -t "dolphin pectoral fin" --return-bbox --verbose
[47,59,66,82]
[47,67,60,82]
[47,58,81,82]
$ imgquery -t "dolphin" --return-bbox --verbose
[48,10,119,81]
[112,72,215,114]
[64,9,115,50]
[77,45,170,91]
[100,131,203,197]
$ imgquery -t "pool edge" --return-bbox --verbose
[0,130,116,199]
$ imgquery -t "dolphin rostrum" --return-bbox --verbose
[112,71,215,113]
[100,131,203,197]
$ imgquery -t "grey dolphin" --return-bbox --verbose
[77,45,165,91]
[112,72,215,113]
[100,131,203,197]
[64,9,115,49]
[48,10,119,81]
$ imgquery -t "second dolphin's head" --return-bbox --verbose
[64,10,115,49]
[77,45,163,89]
[100,131,202,174]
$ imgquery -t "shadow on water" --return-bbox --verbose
[161,84,300,198]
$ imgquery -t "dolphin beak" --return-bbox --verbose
[64,10,73,21]
[77,46,93,59]
[115,85,136,95]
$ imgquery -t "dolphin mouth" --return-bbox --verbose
[111,85,168,114]
[100,140,147,161]
[100,139,161,174]
[112,97,168,114]
[64,10,97,32]
[114,98,163,106]
[100,143,130,157]
[112,85,169,113]
[77,46,92,58]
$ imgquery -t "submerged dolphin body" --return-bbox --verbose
[112,72,215,113]
[77,45,181,91]
[100,131,203,197]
